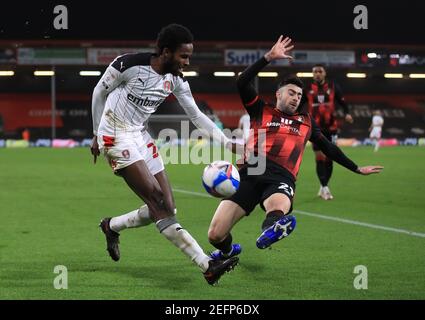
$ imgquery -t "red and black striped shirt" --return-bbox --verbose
[237,57,358,181]
[306,81,348,134]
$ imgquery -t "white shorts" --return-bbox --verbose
[98,130,164,175]
[370,127,382,139]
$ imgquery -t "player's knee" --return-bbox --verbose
[265,200,290,214]
[146,186,173,214]
[208,226,226,244]
[266,206,288,214]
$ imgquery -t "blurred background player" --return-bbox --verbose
[90,24,238,285]
[22,128,30,142]
[369,109,384,152]
[238,112,250,142]
[305,64,354,200]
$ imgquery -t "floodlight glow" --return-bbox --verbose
[384,73,403,79]
[79,71,101,76]
[213,72,235,77]
[182,71,198,77]
[296,72,313,78]
[0,71,14,76]
[34,71,55,76]
[346,73,367,78]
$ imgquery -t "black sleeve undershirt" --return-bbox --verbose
[237,57,269,103]
[310,117,359,173]
[236,57,270,118]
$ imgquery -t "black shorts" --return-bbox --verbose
[224,164,296,216]
[312,131,338,151]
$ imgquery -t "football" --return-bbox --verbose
[202,160,240,198]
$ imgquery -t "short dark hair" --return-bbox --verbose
[156,24,194,54]
[278,76,304,90]
[313,64,326,70]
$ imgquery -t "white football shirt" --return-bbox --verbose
[372,115,384,128]
[92,52,229,145]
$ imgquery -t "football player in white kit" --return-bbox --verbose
[90,24,238,285]
[369,110,384,152]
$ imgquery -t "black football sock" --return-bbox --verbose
[324,160,333,186]
[316,160,327,186]
[261,210,285,231]
[209,233,233,254]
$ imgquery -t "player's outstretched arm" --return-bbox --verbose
[174,81,244,154]
[315,136,383,175]
[310,118,383,175]
[236,35,294,111]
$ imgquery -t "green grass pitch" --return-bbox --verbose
[0,146,424,299]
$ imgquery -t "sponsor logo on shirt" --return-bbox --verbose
[127,93,162,107]
[265,117,301,135]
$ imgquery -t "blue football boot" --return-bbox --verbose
[256,215,296,249]
[210,243,242,260]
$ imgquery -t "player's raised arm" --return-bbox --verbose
[237,36,294,112]
[309,118,383,175]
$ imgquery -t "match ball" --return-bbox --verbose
[202,160,240,198]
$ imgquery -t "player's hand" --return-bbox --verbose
[264,35,294,62]
[90,136,100,164]
[226,141,245,155]
[345,114,354,123]
[357,166,383,175]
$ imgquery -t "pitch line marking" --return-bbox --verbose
[173,188,425,239]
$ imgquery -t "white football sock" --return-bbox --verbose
[374,140,380,152]
[109,205,152,233]
[160,222,211,272]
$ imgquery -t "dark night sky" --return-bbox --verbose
[0,0,424,45]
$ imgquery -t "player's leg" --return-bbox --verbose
[322,156,334,200]
[374,130,381,152]
[153,170,176,215]
[314,149,328,198]
[99,136,238,284]
[208,200,246,260]
[98,136,154,260]
[323,134,338,199]
[370,129,379,152]
[374,138,380,152]
[314,132,335,200]
[143,130,176,215]
[106,171,174,234]
[100,159,166,261]
[122,161,238,284]
[208,174,259,260]
[108,134,174,233]
[256,181,297,249]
